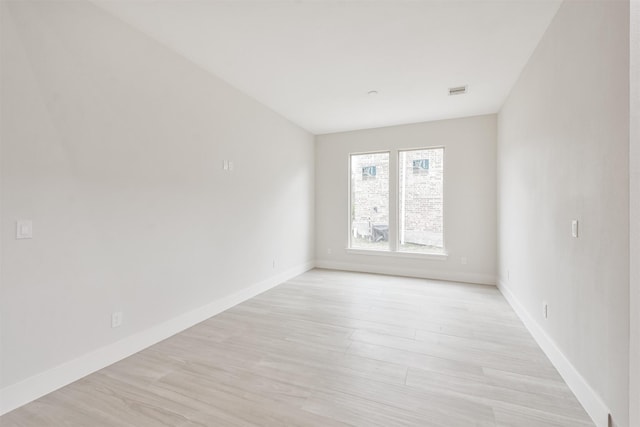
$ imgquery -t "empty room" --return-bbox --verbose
[1,0,638,426]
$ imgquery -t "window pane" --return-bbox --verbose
[350,152,389,250]
[398,148,444,254]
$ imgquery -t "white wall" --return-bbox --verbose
[497,1,630,426]
[0,0,314,407]
[630,1,639,425]
[316,115,497,285]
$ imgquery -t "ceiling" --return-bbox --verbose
[93,0,562,135]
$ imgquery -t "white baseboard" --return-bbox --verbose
[315,259,496,286]
[0,261,314,416]
[497,280,609,427]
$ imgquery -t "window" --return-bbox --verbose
[348,147,445,256]
[350,152,389,250]
[399,148,444,254]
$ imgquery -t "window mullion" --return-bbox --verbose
[389,150,398,252]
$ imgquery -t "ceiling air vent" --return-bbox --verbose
[449,85,467,96]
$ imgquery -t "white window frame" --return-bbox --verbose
[347,150,391,251]
[346,147,448,260]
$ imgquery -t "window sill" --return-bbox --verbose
[345,248,448,261]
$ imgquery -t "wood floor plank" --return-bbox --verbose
[1,269,593,426]
[405,367,590,423]
[493,406,594,427]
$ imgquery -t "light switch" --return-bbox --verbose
[223,160,229,170]
[16,220,33,239]
[571,219,579,238]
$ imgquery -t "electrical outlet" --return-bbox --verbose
[542,302,548,320]
[111,311,123,328]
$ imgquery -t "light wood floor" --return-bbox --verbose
[2,269,593,426]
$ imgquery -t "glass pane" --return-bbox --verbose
[398,148,444,254]
[350,152,390,250]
